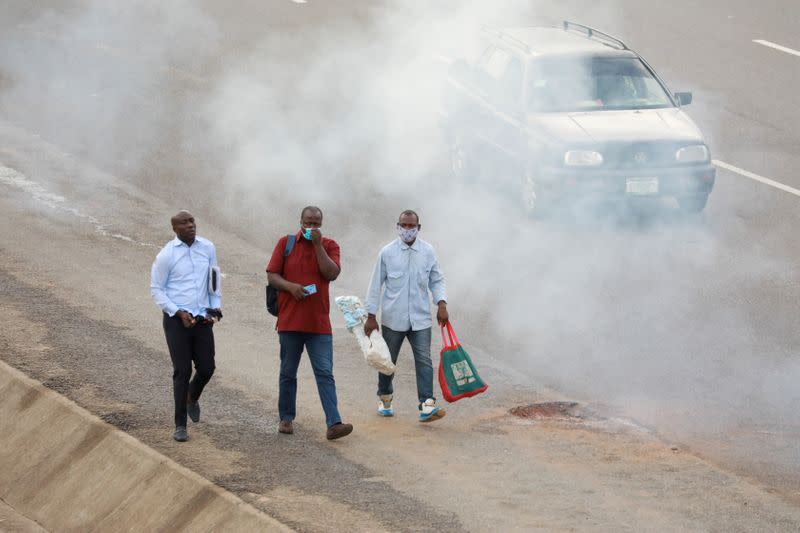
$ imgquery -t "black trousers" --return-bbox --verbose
[162,313,216,427]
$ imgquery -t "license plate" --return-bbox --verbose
[626,177,659,195]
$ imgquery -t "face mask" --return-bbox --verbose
[302,227,314,240]
[397,226,418,243]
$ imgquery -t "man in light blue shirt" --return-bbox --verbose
[364,209,449,422]
[151,210,222,442]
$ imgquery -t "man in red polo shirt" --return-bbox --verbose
[266,206,353,440]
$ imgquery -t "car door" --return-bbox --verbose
[478,46,528,183]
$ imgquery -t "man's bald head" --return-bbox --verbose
[171,210,193,227]
[171,210,196,244]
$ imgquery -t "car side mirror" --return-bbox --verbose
[675,91,693,106]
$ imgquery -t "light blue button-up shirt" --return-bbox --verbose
[150,236,221,317]
[365,237,447,332]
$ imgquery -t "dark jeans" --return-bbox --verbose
[278,332,341,428]
[377,326,434,407]
[162,313,216,427]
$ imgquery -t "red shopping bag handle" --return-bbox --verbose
[440,322,460,349]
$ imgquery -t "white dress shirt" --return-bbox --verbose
[150,236,221,317]
[365,237,447,332]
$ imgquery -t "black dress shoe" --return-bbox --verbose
[187,400,200,423]
[326,422,353,440]
[173,426,188,442]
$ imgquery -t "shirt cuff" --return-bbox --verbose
[165,304,179,317]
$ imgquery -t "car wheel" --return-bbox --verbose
[450,135,478,183]
[677,194,708,213]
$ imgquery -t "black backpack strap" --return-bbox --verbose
[284,234,296,258]
[266,234,297,318]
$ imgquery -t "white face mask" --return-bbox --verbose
[397,226,418,243]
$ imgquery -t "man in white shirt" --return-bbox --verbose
[150,211,222,442]
[364,210,449,422]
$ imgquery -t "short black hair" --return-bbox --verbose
[398,209,419,224]
[301,205,323,219]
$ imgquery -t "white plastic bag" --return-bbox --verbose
[335,296,395,376]
[353,327,395,376]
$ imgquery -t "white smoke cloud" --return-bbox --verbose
[0,0,219,174]
[1,0,796,468]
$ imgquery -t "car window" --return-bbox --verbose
[528,57,673,112]
[479,49,523,109]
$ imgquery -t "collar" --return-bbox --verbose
[171,236,191,247]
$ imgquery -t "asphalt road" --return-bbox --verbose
[550,0,800,493]
[1,0,799,530]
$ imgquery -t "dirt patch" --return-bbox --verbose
[509,401,584,421]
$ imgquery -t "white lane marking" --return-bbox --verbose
[291,0,307,3]
[713,160,800,198]
[0,166,67,208]
[753,39,800,58]
[0,164,155,246]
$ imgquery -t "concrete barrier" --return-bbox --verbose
[0,360,292,532]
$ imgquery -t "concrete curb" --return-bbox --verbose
[0,359,293,532]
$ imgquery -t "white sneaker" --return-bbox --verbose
[419,398,445,422]
[377,395,394,417]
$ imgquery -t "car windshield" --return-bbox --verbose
[528,56,673,112]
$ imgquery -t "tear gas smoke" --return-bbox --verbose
[1,0,797,468]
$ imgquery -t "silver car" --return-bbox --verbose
[442,22,715,214]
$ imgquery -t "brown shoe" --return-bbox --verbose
[326,422,353,440]
[278,419,294,434]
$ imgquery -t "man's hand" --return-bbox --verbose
[309,227,322,246]
[364,315,379,337]
[206,308,223,323]
[436,301,449,326]
[288,282,308,301]
[176,310,196,328]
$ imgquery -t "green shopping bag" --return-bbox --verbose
[438,322,488,402]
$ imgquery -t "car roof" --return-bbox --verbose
[495,27,639,59]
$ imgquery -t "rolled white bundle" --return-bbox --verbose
[335,296,395,376]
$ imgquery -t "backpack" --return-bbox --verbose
[266,234,296,316]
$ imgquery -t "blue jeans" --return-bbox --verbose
[278,332,341,428]
[378,326,434,407]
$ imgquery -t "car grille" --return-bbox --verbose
[602,142,681,168]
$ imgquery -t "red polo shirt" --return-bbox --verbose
[266,232,340,334]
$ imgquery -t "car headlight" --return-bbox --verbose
[564,150,603,166]
[675,145,709,163]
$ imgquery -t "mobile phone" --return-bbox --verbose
[304,284,317,295]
